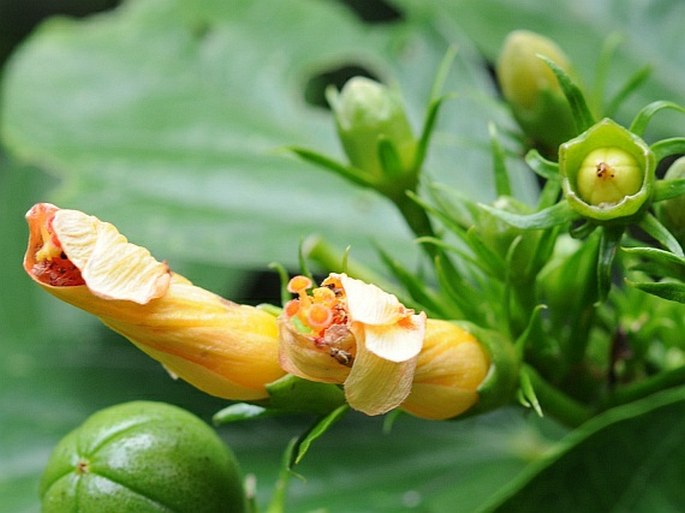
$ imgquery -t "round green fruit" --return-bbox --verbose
[40,401,246,513]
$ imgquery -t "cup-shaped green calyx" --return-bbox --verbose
[327,76,417,179]
[496,30,576,152]
[656,156,685,246]
[559,118,655,222]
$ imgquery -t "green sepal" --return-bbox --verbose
[269,261,293,307]
[518,366,544,417]
[413,93,451,172]
[290,405,349,468]
[477,200,577,230]
[265,375,346,415]
[540,55,594,134]
[525,148,560,180]
[653,177,685,202]
[651,137,685,163]
[213,376,346,425]
[432,254,490,326]
[638,213,684,257]
[597,226,624,302]
[626,279,685,303]
[287,145,378,189]
[376,246,448,318]
[623,246,685,281]
[489,122,512,197]
[629,100,685,137]
[413,46,457,171]
[377,135,405,180]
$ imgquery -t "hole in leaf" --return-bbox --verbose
[304,65,381,109]
[337,0,403,24]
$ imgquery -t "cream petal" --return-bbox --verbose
[53,209,171,304]
[361,312,426,363]
[343,342,417,416]
[337,273,406,325]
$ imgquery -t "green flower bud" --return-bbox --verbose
[655,156,685,246]
[496,30,576,152]
[327,76,417,178]
[559,118,655,222]
[40,401,247,513]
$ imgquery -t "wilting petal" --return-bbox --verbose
[401,320,490,420]
[343,341,417,416]
[337,273,407,325]
[23,203,285,400]
[25,204,170,304]
[278,319,352,384]
[361,313,425,363]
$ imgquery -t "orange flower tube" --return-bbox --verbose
[23,203,285,400]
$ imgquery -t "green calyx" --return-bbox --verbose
[560,118,655,222]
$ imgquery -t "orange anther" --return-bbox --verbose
[287,275,313,294]
[284,299,301,318]
[307,303,333,328]
[312,286,336,303]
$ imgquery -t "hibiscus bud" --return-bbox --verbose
[496,30,576,152]
[559,118,655,221]
[278,273,426,416]
[23,203,285,400]
[655,156,685,246]
[400,320,490,420]
[327,76,417,179]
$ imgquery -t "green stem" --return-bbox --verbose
[264,439,298,513]
[523,364,593,428]
[601,365,685,410]
[392,188,444,265]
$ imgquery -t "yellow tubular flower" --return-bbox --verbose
[401,320,490,420]
[23,203,285,400]
[278,273,426,416]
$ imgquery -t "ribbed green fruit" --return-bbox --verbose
[40,401,246,513]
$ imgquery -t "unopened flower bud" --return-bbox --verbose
[23,203,286,400]
[328,77,417,178]
[496,30,576,152]
[401,320,489,420]
[560,118,655,221]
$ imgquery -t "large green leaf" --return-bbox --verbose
[1,0,531,273]
[479,386,685,513]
